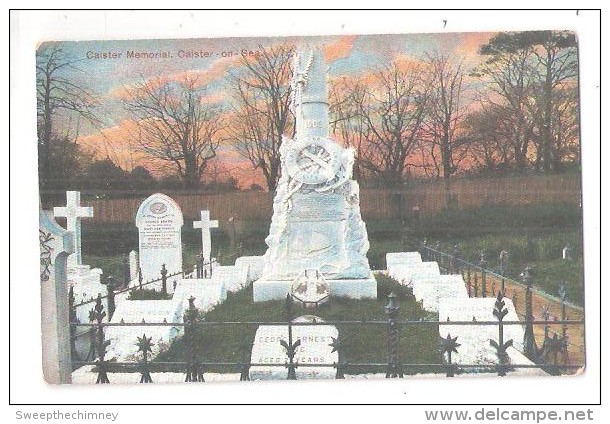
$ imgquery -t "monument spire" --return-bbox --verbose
[293,47,329,139]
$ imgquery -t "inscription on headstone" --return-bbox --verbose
[249,315,338,380]
[135,193,183,289]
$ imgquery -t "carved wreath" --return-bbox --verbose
[39,230,54,282]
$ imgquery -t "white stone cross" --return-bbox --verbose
[53,191,93,267]
[193,210,218,266]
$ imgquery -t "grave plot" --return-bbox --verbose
[389,261,441,287]
[386,251,422,274]
[105,300,184,362]
[172,278,227,312]
[411,274,468,312]
[438,297,543,374]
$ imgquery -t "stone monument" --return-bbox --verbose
[53,191,93,267]
[135,193,184,290]
[193,210,218,273]
[40,210,74,383]
[253,48,376,301]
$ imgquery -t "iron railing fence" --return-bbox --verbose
[419,241,583,367]
[70,292,584,383]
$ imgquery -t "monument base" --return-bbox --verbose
[253,273,377,302]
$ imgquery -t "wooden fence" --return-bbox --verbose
[68,173,581,224]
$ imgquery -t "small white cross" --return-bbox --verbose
[53,191,93,267]
[193,210,219,267]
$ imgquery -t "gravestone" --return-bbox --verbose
[53,191,93,267]
[386,251,422,274]
[193,210,218,270]
[562,244,573,260]
[105,299,183,361]
[254,48,375,301]
[389,261,440,287]
[249,315,338,380]
[172,278,227,312]
[128,250,139,281]
[438,297,526,366]
[40,210,74,383]
[211,265,251,293]
[411,274,468,312]
[234,256,264,281]
[135,193,184,291]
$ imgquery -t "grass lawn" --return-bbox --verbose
[156,274,442,375]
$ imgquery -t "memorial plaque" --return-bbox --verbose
[249,315,338,380]
[135,193,183,289]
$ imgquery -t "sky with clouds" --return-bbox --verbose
[39,32,496,187]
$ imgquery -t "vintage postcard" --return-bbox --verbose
[37,30,584,385]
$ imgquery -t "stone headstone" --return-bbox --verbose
[135,193,184,290]
[53,191,93,267]
[389,261,440,286]
[562,244,573,260]
[386,251,422,273]
[211,265,251,293]
[411,274,468,312]
[249,315,338,380]
[128,250,139,281]
[234,256,264,281]
[438,297,525,366]
[193,210,219,267]
[172,278,227,312]
[40,210,74,383]
[105,299,183,361]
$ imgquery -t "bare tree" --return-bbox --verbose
[526,31,578,171]
[473,34,538,171]
[123,76,224,189]
[357,61,431,187]
[421,53,470,179]
[36,43,98,189]
[329,76,371,181]
[472,31,579,173]
[227,45,294,192]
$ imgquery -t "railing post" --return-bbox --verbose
[558,284,570,367]
[490,292,514,377]
[434,241,441,266]
[122,255,130,286]
[522,266,538,360]
[558,283,568,341]
[184,296,204,382]
[473,272,479,297]
[422,238,428,261]
[541,304,550,342]
[105,275,116,321]
[452,244,459,274]
[280,294,299,380]
[92,294,110,384]
[161,264,168,295]
[479,252,487,298]
[68,285,79,364]
[385,292,403,378]
[499,250,509,294]
[440,333,460,377]
[238,340,251,381]
[329,335,345,379]
[137,333,153,383]
[196,253,203,279]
